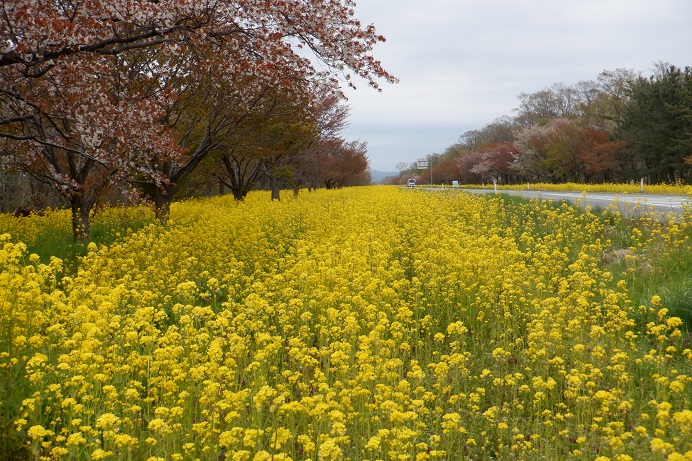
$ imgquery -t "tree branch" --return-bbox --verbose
[0,115,34,126]
[0,131,35,140]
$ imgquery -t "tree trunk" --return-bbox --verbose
[270,176,280,201]
[70,195,91,243]
[231,187,248,201]
[154,185,172,224]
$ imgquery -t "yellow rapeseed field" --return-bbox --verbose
[1,186,691,461]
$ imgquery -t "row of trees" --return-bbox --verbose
[395,64,692,186]
[1,0,395,240]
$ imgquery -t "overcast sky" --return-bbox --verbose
[339,0,692,172]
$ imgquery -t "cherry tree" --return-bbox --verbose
[1,0,394,88]
[288,91,352,191]
[291,137,369,190]
[180,78,353,202]
[320,139,370,188]
[469,142,520,184]
[512,123,556,182]
[0,49,179,241]
[129,46,307,216]
[1,0,396,238]
[214,88,320,201]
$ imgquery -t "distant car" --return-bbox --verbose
[407,179,416,188]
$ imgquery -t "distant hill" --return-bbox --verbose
[370,169,397,183]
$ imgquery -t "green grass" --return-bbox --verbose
[623,239,692,328]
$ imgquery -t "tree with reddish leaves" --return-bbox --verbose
[470,142,520,184]
[456,151,483,184]
[581,131,626,182]
[318,139,370,189]
[544,119,587,182]
[432,154,460,185]
[288,91,353,191]
[1,0,395,239]
[290,137,341,191]
[544,119,627,183]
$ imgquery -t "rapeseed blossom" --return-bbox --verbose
[0,187,690,460]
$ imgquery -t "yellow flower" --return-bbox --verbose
[51,446,69,457]
[67,432,86,446]
[92,449,113,460]
[270,427,292,449]
[673,409,692,426]
[147,418,170,434]
[95,413,120,430]
[7,187,692,461]
[650,437,674,454]
[252,451,272,461]
[243,429,262,448]
[27,425,49,440]
[114,433,138,448]
[365,435,381,450]
[317,437,343,460]
[667,454,685,461]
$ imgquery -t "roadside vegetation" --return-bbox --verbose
[477,182,692,195]
[2,186,690,460]
[393,65,692,189]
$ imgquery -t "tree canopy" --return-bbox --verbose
[1,0,395,239]
[394,64,691,187]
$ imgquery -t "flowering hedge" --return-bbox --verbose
[1,187,690,460]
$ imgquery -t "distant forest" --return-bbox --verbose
[392,63,692,186]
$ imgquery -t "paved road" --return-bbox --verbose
[427,187,692,218]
